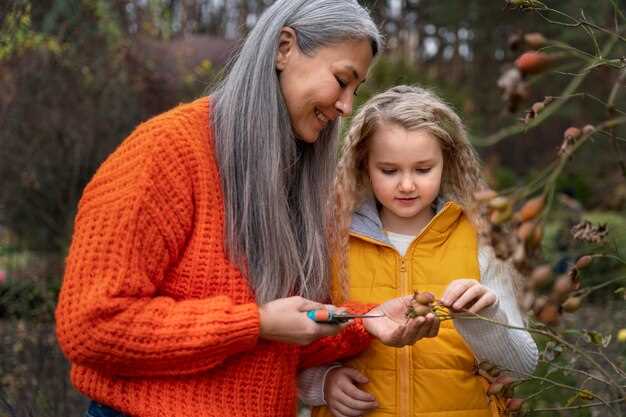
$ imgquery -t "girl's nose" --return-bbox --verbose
[399,176,416,192]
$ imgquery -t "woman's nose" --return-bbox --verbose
[335,93,354,117]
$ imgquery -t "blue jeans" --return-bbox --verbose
[84,401,127,417]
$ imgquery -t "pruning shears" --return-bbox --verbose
[306,309,386,324]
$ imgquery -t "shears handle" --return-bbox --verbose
[306,309,351,324]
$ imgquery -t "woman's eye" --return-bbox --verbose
[335,76,347,88]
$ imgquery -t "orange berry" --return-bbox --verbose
[575,255,592,270]
[487,382,504,395]
[553,274,573,298]
[413,304,432,317]
[524,32,547,49]
[488,196,511,210]
[564,127,582,141]
[561,296,582,313]
[516,221,535,241]
[415,291,434,305]
[530,264,552,288]
[537,302,560,325]
[474,189,498,202]
[506,398,524,411]
[515,51,554,74]
[517,196,545,222]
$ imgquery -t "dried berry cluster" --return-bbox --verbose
[474,189,601,326]
[476,361,524,416]
[405,291,435,319]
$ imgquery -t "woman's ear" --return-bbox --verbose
[276,27,297,71]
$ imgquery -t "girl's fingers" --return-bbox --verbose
[332,399,368,417]
[451,283,484,310]
[468,293,497,314]
[441,280,474,306]
[342,378,376,402]
[336,390,378,413]
[328,406,350,417]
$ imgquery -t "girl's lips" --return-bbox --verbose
[395,197,418,205]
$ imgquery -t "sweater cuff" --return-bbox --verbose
[298,363,343,406]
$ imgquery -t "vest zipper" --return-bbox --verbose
[398,256,411,417]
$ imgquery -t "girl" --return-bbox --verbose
[298,85,538,417]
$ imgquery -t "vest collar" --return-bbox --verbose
[350,196,464,245]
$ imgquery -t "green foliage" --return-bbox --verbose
[0,4,62,60]
[492,164,521,190]
[0,278,57,321]
[0,0,169,251]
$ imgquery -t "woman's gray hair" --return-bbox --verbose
[211,0,381,304]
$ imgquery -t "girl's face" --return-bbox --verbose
[367,123,444,234]
[276,28,374,143]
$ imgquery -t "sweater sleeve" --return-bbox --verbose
[55,119,260,377]
[298,301,374,370]
[298,364,342,406]
[453,246,539,377]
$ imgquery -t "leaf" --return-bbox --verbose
[579,389,594,401]
[582,330,612,347]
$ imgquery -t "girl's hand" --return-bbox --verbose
[258,296,346,345]
[364,295,440,347]
[441,279,497,314]
[325,367,378,417]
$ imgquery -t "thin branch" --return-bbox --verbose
[475,36,618,146]
[608,67,626,177]
[530,398,625,413]
[446,310,625,397]
[512,370,620,414]
[539,360,614,386]
[536,7,626,43]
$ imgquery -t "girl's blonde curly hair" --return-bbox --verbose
[328,85,487,302]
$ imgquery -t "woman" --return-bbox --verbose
[56,1,436,416]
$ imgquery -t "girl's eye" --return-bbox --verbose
[381,169,396,175]
[335,76,347,88]
[417,168,432,174]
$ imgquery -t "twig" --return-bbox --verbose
[475,36,619,146]
[512,369,620,415]
[539,359,613,386]
[446,310,624,398]
[608,68,626,177]
[530,398,625,413]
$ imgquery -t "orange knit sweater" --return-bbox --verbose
[55,97,372,417]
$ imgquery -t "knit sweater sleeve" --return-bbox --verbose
[55,113,260,377]
[453,245,539,377]
[298,301,374,370]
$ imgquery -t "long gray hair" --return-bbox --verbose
[211,0,381,304]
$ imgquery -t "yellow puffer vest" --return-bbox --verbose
[313,201,500,417]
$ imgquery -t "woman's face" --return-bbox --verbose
[276,28,374,143]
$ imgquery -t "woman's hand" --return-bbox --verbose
[364,295,440,347]
[441,279,497,314]
[258,296,345,345]
[325,367,378,417]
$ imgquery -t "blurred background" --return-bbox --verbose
[1,1,625,416]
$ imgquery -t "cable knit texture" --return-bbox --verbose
[55,97,372,417]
